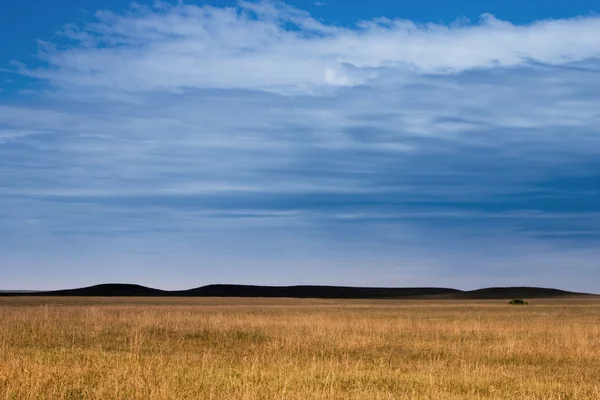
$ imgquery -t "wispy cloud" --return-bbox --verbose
[13,1,600,95]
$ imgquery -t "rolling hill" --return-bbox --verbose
[0,284,594,299]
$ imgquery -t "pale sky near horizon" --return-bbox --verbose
[1,0,599,292]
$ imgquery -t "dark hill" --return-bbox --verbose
[0,284,594,299]
[41,284,166,297]
[450,286,589,299]
[175,285,460,299]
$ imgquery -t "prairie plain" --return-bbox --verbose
[1,296,599,399]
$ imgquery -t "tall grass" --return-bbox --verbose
[1,297,599,399]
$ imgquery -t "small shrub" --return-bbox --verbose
[509,299,528,305]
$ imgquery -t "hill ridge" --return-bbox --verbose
[0,284,595,299]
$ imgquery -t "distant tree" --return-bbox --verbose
[509,299,528,305]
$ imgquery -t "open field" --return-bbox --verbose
[1,297,599,399]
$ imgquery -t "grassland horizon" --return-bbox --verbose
[1,296,599,399]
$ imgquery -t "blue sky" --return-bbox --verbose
[1,1,599,292]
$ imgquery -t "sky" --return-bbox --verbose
[1,0,599,292]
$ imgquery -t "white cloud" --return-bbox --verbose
[14,1,600,95]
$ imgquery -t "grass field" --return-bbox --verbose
[1,297,599,399]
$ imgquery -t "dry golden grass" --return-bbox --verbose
[1,296,599,399]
